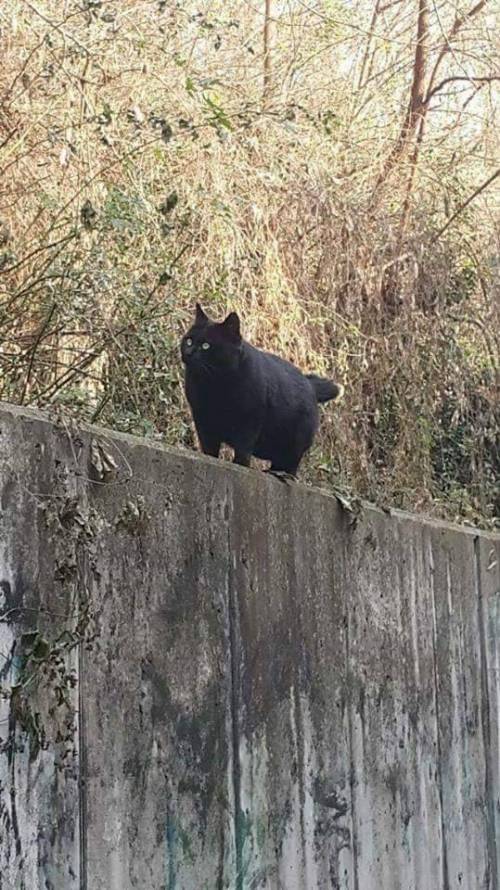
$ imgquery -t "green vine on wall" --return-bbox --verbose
[0,476,103,763]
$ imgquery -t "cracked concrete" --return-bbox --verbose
[0,402,498,889]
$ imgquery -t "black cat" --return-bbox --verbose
[181,304,343,477]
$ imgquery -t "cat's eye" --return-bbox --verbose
[186,338,192,346]
[201,342,210,350]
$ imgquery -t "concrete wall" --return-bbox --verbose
[0,402,498,890]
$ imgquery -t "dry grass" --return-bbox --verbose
[1,0,499,526]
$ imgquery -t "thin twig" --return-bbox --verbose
[19,301,58,404]
[435,168,500,240]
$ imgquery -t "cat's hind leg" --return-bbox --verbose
[265,452,300,482]
[233,450,252,468]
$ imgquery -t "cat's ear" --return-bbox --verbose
[195,303,209,323]
[221,311,241,342]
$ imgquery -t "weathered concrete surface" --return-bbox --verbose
[0,402,498,890]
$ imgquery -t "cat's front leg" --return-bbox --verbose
[196,426,221,459]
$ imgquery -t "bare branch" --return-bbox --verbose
[19,302,58,404]
[263,0,273,101]
[358,0,382,90]
[425,0,489,102]
[435,168,500,240]
[426,74,500,102]
[372,0,429,192]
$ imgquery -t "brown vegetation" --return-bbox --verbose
[0,0,499,526]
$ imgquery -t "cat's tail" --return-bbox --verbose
[306,374,344,404]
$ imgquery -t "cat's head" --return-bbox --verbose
[180,304,242,374]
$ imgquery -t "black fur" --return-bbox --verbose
[181,304,343,476]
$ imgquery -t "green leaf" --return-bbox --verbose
[159,191,178,215]
[203,93,232,131]
[32,637,51,659]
